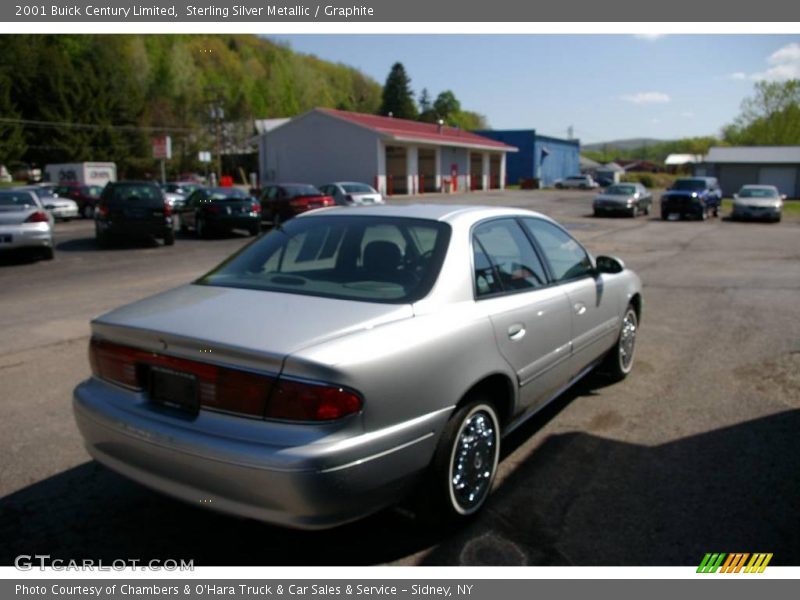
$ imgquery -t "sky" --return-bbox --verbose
[268,34,800,144]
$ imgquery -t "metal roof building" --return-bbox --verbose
[695,146,800,198]
[258,108,517,195]
[472,129,580,187]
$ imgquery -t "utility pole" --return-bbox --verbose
[206,87,225,185]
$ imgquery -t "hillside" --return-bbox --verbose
[582,138,669,152]
[0,35,383,176]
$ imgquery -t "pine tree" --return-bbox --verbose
[379,62,418,120]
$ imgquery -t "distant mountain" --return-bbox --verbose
[583,138,671,151]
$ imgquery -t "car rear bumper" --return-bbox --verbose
[207,215,260,229]
[49,206,79,219]
[732,205,781,220]
[0,223,53,250]
[97,220,172,238]
[73,377,447,529]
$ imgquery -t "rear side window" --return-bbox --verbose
[473,219,548,297]
[522,219,594,282]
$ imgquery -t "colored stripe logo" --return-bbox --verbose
[697,553,773,573]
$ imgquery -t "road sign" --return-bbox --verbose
[198,151,212,163]
[152,136,172,160]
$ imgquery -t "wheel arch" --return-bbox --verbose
[455,372,516,428]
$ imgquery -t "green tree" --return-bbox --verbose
[0,73,27,165]
[433,90,461,122]
[379,62,418,119]
[723,79,800,145]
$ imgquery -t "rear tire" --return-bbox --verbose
[95,227,109,249]
[196,216,207,239]
[40,246,55,260]
[417,397,500,526]
[601,305,638,382]
[81,204,94,219]
[163,230,175,246]
[249,224,260,236]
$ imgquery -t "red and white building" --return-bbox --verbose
[257,108,517,195]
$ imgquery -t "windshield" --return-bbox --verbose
[342,183,375,194]
[0,192,39,207]
[606,185,637,195]
[739,187,778,198]
[671,179,708,191]
[283,185,322,198]
[197,215,451,303]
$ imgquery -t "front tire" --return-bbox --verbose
[196,216,207,239]
[81,204,94,219]
[601,305,638,381]
[419,398,500,525]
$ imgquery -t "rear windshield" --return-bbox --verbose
[0,192,39,207]
[33,187,56,198]
[342,183,375,194]
[208,187,248,201]
[106,184,163,204]
[671,179,708,191]
[197,215,451,303]
[283,185,321,198]
[739,187,778,198]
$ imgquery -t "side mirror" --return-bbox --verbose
[780,194,787,201]
[595,255,625,274]
[733,194,739,199]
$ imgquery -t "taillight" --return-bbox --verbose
[89,339,140,388]
[289,198,307,209]
[25,211,49,223]
[323,196,335,207]
[97,204,109,217]
[88,338,360,420]
[251,202,261,213]
[266,379,362,421]
[163,202,172,217]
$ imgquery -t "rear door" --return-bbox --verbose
[521,218,621,377]
[473,218,573,414]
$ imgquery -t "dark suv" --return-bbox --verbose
[660,177,722,221]
[95,181,175,247]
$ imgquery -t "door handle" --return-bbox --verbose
[508,323,526,341]
[574,302,587,316]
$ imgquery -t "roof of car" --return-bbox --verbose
[740,184,778,189]
[301,203,550,225]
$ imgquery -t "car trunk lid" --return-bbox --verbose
[91,284,414,374]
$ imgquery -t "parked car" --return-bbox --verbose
[260,183,335,225]
[731,185,785,223]
[0,189,55,260]
[660,177,722,221]
[54,182,105,219]
[318,182,385,206]
[16,185,79,221]
[73,204,642,529]
[555,175,599,190]
[593,183,652,217]
[179,187,261,238]
[94,181,175,247]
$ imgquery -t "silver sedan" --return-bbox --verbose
[73,205,642,529]
[593,183,653,217]
[319,181,385,206]
[0,189,55,259]
[731,185,784,222]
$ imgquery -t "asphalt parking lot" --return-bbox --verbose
[1,189,799,566]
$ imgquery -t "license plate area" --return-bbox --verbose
[148,365,199,415]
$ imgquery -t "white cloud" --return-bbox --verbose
[621,91,671,104]
[634,34,667,41]
[680,111,695,118]
[732,42,800,82]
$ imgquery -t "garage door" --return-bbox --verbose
[759,167,797,198]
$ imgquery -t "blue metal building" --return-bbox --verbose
[472,130,580,186]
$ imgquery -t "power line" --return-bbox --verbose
[0,117,196,134]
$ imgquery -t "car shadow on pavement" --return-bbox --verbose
[56,237,162,252]
[0,248,47,267]
[422,408,800,566]
[1,381,797,566]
